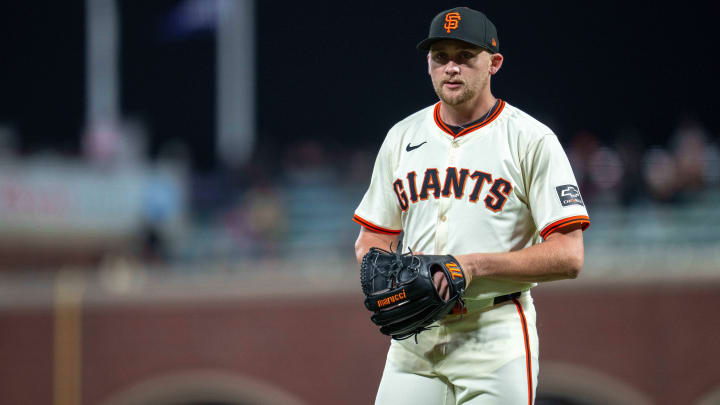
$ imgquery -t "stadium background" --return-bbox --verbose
[1,1,719,404]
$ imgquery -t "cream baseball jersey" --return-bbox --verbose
[354,100,590,300]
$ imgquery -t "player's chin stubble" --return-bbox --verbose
[434,81,475,106]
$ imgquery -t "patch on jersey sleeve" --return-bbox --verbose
[555,184,584,207]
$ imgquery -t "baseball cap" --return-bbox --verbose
[417,7,499,53]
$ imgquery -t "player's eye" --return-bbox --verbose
[432,53,448,63]
[460,51,474,60]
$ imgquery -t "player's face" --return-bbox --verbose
[428,40,493,107]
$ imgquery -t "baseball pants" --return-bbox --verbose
[374,291,539,405]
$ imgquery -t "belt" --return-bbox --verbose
[493,291,522,306]
[451,291,523,315]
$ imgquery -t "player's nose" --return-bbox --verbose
[444,61,461,74]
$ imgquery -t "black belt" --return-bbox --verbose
[493,291,522,306]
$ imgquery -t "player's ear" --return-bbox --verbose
[489,52,504,75]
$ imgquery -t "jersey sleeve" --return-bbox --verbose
[524,134,590,239]
[353,134,402,235]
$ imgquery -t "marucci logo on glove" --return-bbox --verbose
[377,289,407,308]
[447,263,464,280]
[555,185,584,207]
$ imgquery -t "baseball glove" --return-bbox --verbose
[360,243,467,341]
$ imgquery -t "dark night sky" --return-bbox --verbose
[1,1,718,170]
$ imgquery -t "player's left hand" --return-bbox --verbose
[433,270,451,300]
[416,251,452,300]
[418,251,470,300]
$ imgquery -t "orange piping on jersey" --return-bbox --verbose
[433,104,455,135]
[433,99,505,138]
[512,298,533,405]
[540,215,590,239]
[353,214,402,235]
[456,99,505,136]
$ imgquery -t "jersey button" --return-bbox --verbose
[451,141,460,148]
[440,215,447,222]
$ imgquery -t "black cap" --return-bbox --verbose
[417,7,499,53]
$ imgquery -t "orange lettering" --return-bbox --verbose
[377,289,407,308]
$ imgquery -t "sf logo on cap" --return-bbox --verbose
[444,12,461,33]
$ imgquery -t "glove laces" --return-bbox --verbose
[369,241,419,289]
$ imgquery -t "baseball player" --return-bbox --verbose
[353,7,590,404]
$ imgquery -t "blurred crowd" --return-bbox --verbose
[189,117,720,266]
[0,116,718,271]
[567,119,720,207]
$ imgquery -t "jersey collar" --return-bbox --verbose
[433,99,505,138]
